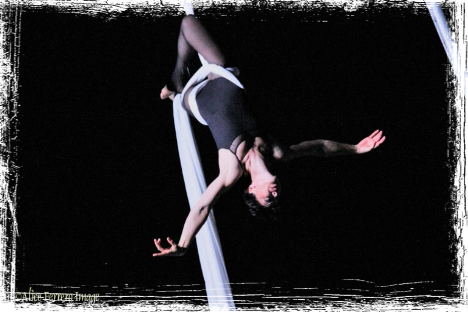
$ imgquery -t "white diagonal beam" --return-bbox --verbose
[425,0,468,102]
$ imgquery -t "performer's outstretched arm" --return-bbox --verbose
[153,160,241,257]
[282,130,385,161]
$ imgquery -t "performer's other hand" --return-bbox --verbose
[356,130,386,154]
[153,237,186,257]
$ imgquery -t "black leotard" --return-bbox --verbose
[196,77,258,158]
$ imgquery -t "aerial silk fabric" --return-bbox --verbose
[425,0,466,96]
[184,64,243,126]
[171,2,236,311]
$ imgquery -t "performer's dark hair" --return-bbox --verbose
[243,189,280,220]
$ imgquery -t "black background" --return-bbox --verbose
[16,5,455,290]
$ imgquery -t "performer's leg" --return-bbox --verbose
[168,15,227,93]
[179,15,226,66]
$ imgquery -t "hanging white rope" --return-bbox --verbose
[425,0,466,96]
[170,1,236,311]
[181,0,194,15]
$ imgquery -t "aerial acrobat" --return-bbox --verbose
[154,15,386,257]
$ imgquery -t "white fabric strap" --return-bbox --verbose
[425,0,466,96]
[172,3,236,310]
[172,95,235,311]
[184,65,243,126]
[187,80,209,125]
[181,0,194,15]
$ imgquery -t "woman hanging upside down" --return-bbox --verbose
[154,15,386,257]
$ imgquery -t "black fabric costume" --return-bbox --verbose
[196,77,258,157]
[169,16,259,160]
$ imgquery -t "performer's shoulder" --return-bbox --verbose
[218,149,243,186]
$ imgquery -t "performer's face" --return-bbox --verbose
[248,178,279,207]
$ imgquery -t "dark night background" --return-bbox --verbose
[15,4,456,293]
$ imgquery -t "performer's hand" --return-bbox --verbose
[153,237,186,257]
[355,130,386,154]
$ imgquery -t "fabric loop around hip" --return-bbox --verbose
[180,64,244,126]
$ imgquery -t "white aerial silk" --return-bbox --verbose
[425,0,466,96]
[184,64,242,125]
[170,1,237,311]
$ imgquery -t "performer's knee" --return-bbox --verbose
[181,15,198,31]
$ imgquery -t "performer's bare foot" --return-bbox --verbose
[160,86,175,101]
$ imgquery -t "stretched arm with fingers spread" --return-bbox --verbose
[282,130,386,161]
